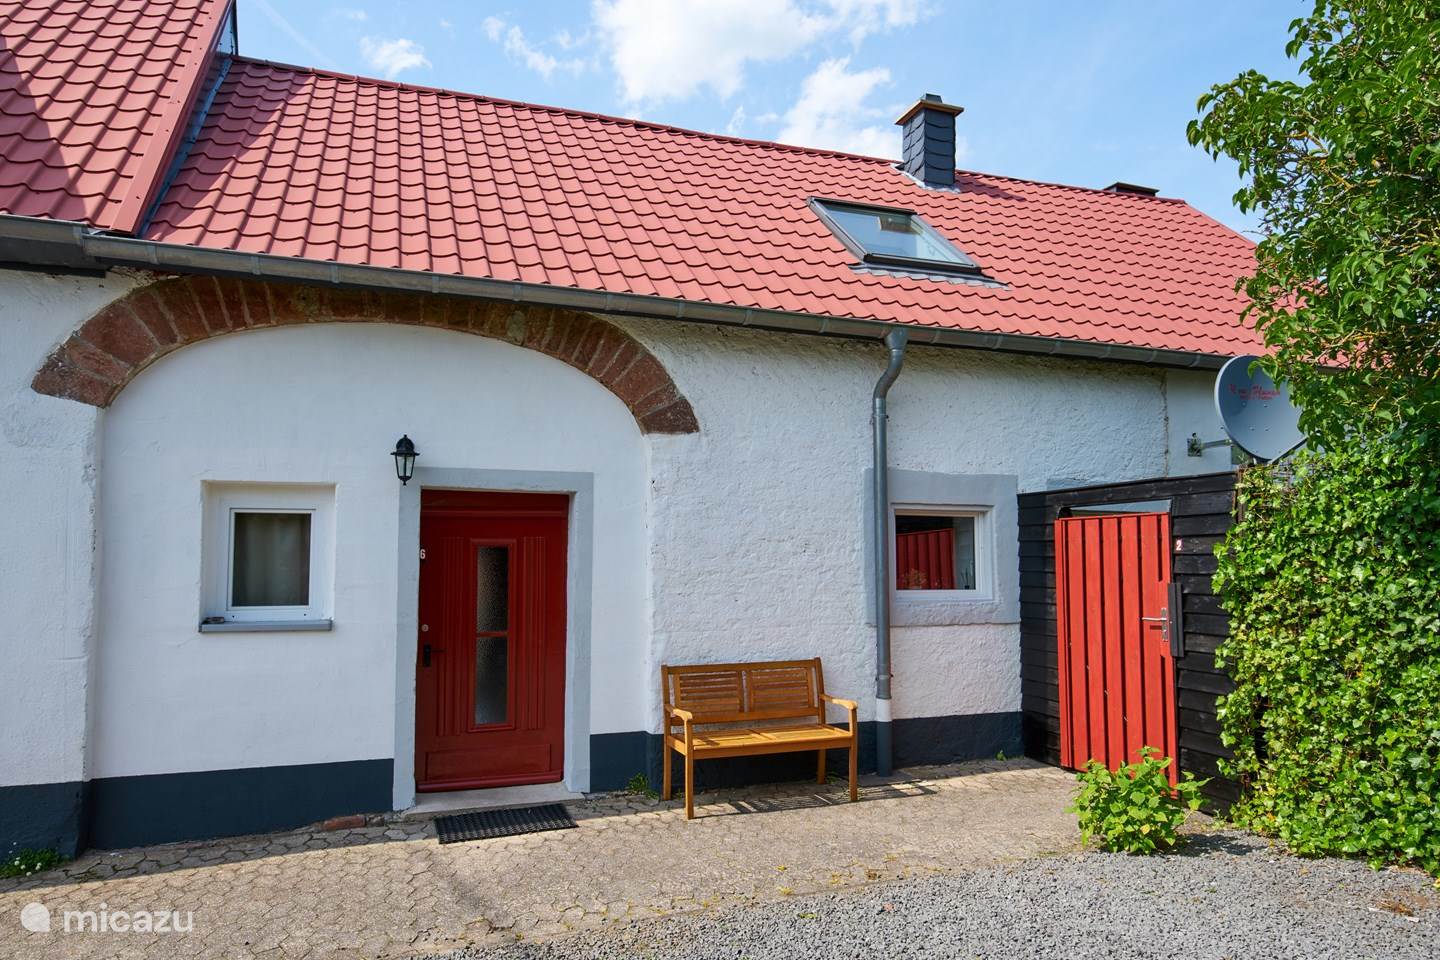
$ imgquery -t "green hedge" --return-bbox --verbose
[1215,430,1440,873]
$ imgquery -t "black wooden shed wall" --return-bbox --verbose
[1018,471,1240,807]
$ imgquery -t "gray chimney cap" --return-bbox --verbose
[895,95,964,127]
[1104,181,1160,196]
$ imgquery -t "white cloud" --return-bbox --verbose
[553,28,589,51]
[593,0,820,104]
[334,7,368,21]
[776,56,968,160]
[826,0,923,42]
[483,17,585,80]
[591,0,927,106]
[359,37,432,79]
[505,26,561,78]
[776,57,894,157]
[725,105,747,136]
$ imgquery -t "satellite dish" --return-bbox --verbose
[1215,355,1305,461]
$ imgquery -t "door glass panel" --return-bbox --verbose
[474,635,508,725]
[476,545,509,632]
[474,545,510,726]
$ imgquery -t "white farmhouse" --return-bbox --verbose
[0,0,1253,854]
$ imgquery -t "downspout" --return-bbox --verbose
[871,327,908,776]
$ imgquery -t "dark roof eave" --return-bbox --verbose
[0,214,1228,371]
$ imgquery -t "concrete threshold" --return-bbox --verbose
[400,782,586,820]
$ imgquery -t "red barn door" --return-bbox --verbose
[1055,512,1178,785]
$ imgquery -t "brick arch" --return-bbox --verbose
[32,275,699,434]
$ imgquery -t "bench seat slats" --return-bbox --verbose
[675,723,853,755]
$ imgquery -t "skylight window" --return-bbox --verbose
[812,199,982,277]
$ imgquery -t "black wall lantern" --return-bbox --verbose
[392,434,418,485]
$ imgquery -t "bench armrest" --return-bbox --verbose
[820,694,858,737]
[667,706,696,752]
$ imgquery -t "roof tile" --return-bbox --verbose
[0,0,231,231]
[3,2,1260,357]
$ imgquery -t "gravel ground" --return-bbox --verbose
[432,833,1437,960]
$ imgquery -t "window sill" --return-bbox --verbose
[891,596,1016,628]
[199,619,333,633]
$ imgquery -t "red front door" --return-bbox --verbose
[416,491,567,791]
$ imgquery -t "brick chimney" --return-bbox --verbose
[895,93,964,189]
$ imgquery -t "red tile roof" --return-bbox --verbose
[145,59,1261,357]
[0,0,1260,358]
[0,0,230,233]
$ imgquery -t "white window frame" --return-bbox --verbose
[891,503,994,603]
[202,483,335,626]
[864,470,1020,628]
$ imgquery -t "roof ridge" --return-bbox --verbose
[100,0,235,233]
[228,55,897,166]
[228,57,1216,207]
[956,167,1189,203]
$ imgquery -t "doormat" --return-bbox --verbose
[433,803,577,844]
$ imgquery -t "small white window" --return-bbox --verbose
[892,505,992,600]
[203,484,334,626]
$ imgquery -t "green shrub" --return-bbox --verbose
[0,848,63,879]
[1069,748,1206,854]
[1215,430,1440,874]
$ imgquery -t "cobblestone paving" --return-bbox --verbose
[0,759,1078,960]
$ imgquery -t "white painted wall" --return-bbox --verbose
[4,266,1238,804]
[95,323,649,784]
[0,269,141,789]
[1167,369,1233,473]
[626,320,1228,728]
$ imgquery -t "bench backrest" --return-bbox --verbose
[661,658,827,727]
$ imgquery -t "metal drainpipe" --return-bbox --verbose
[871,327,908,777]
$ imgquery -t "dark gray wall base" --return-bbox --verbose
[589,731,651,793]
[0,780,88,858]
[12,712,1022,854]
[589,711,1022,795]
[894,712,1023,767]
[88,759,393,850]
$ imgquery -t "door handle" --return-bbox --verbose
[1141,607,1170,645]
[422,643,432,668]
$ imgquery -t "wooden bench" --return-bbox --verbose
[661,658,858,819]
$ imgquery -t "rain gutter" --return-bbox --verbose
[0,214,1231,371]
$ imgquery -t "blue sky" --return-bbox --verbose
[237,1,1303,234]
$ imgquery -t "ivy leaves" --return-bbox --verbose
[1215,432,1440,874]
[1187,0,1440,444]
